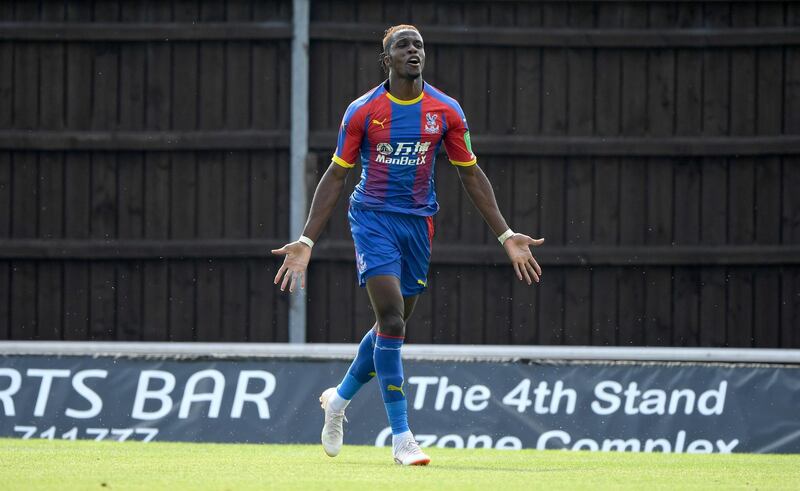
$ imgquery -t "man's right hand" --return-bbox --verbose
[271,241,312,293]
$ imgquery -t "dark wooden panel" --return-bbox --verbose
[221,260,248,341]
[10,260,37,339]
[63,260,89,340]
[0,152,10,238]
[10,153,37,241]
[116,260,143,340]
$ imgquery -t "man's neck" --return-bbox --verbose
[387,76,423,101]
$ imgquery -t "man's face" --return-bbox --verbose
[385,29,425,79]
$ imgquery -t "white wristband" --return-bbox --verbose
[497,229,514,244]
[298,235,315,249]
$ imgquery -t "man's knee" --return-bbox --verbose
[376,309,405,338]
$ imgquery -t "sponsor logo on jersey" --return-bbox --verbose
[372,117,387,129]
[374,141,431,166]
[377,142,394,155]
[424,112,440,134]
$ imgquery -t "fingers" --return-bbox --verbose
[280,269,292,291]
[513,262,523,282]
[273,264,286,285]
[525,261,539,283]
[530,237,545,246]
[271,247,288,255]
[289,271,298,293]
[529,257,542,277]
[519,261,532,285]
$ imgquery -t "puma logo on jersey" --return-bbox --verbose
[387,384,405,396]
[372,118,388,129]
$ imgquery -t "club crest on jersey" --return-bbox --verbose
[377,142,394,155]
[424,112,440,134]
[356,252,367,274]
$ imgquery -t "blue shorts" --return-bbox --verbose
[348,207,434,297]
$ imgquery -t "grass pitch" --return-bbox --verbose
[2,439,800,490]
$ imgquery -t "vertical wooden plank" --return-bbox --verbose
[484,156,514,344]
[88,0,120,341]
[169,151,197,341]
[561,3,594,346]
[700,162,728,347]
[91,2,120,131]
[145,0,172,131]
[670,5,703,347]
[458,1,490,343]
[328,263,355,342]
[119,3,146,131]
[221,151,250,341]
[781,267,800,348]
[164,0,201,343]
[0,0,12,127]
[431,265,460,344]
[781,154,800,347]
[39,1,65,130]
[0,261,8,338]
[142,152,170,341]
[750,4,785,349]
[250,150,280,341]
[592,5,622,346]
[37,153,64,340]
[66,3,93,130]
[564,154,592,346]
[511,159,541,345]
[355,2,383,96]
[10,261,37,339]
[63,152,90,339]
[196,1,226,340]
[12,152,38,239]
[220,259,248,342]
[486,3,515,136]
[642,4,677,347]
[591,154,619,347]
[616,3,648,346]
[535,3,567,342]
[117,149,144,340]
[13,1,39,129]
[725,3,758,348]
[0,152,10,237]
[189,146,221,347]
[249,259,273,342]
[226,1,252,130]
[89,152,118,340]
[11,152,38,339]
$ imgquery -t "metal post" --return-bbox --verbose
[289,0,309,343]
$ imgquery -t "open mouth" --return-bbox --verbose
[407,57,420,67]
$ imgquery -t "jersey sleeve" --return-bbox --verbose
[443,103,477,167]
[332,103,366,169]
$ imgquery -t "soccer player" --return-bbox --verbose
[272,25,544,466]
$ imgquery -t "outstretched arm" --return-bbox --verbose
[271,163,350,292]
[456,163,544,284]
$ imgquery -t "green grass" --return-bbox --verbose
[2,439,800,490]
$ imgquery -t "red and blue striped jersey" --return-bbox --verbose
[332,81,477,216]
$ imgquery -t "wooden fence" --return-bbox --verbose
[1,1,799,347]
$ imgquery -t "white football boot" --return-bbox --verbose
[319,387,346,457]
[393,437,431,466]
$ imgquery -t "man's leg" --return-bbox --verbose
[368,275,429,465]
[330,295,417,409]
